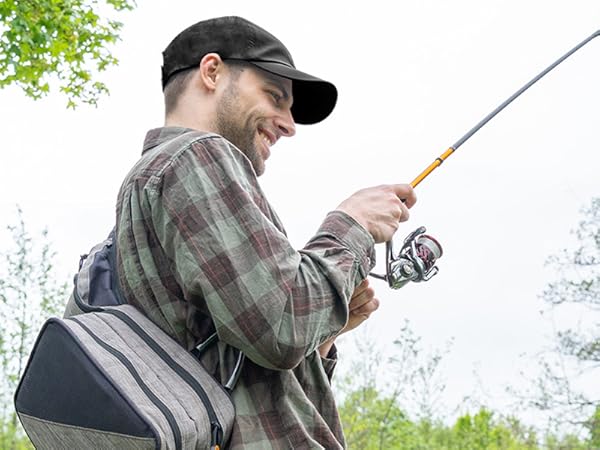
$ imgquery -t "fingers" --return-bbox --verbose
[391,183,417,209]
[349,279,379,317]
[350,279,369,298]
[398,199,411,223]
[352,296,380,317]
[334,183,417,243]
[348,280,374,311]
[385,184,416,225]
[338,281,380,336]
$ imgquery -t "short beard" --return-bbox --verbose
[215,82,264,176]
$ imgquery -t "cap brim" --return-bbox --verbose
[249,61,338,125]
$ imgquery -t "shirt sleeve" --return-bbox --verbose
[146,136,376,370]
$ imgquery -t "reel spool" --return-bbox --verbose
[371,226,443,289]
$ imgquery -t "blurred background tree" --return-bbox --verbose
[513,197,600,439]
[336,317,599,449]
[0,207,68,449]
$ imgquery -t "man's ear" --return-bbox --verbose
[198,53,224,92]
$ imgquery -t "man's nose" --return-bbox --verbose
[275,109,296,137]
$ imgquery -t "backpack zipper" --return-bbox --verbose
[70,317,177,449]
[104,308,225,449]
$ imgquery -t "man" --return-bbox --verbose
[115,16,416,449]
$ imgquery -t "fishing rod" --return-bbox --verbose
[372,29,600,289]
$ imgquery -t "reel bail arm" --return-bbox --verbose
[370,226,443,289]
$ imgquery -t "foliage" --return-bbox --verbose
[448,409,538,450]
[339,386,415,449]
[336,320,597,449]
[335,321,450,448]
[513,198,600,434]
[0,207,68,448]
[339,391,553,450]
[586,405,600,449]
[338,380,597,449]
[543,197,600,312]
[0,419,33,450]
[336,321,450,422]
[0,0,136,108]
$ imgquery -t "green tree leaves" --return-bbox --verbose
[0,0,136,107]
[335,320,598,448]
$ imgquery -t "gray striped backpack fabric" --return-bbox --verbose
[14,229,242,450]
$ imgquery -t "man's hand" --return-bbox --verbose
[318,279,380,357]
[335,184,417,243]
[339,279,379,335]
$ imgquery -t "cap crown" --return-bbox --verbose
[162,16,295,88]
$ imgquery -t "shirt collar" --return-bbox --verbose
[142,127,197,154]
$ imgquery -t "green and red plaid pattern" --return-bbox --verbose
[115,127,376,449]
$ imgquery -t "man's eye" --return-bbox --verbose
[269,91,282,103]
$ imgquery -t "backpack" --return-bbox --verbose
[14,228,244,450]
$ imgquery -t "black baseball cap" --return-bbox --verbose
[161,16,338,125]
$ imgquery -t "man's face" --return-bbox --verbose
[214,65,296,176]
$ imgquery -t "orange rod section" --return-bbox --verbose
[410,147,456,188]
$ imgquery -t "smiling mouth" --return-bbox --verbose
[258,129,275,147]
[257,129,275,159]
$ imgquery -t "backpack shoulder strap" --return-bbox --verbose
[64,227,122,317]
[66,130,245,388]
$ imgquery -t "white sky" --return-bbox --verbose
[1,0,599,426]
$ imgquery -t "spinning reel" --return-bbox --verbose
[370,227,443,289]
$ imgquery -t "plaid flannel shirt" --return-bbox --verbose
[115,127,376,449]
